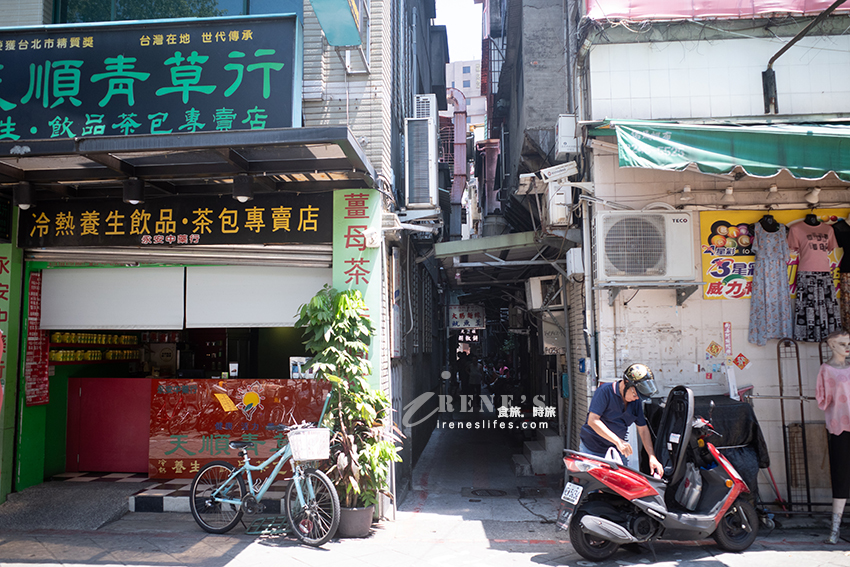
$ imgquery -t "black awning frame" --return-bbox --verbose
[0,126,375,202]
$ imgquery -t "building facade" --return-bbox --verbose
[0,0,448,510]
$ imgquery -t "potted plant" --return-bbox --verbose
[296,285,401,537]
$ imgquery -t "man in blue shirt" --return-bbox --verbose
[580,363,664,478]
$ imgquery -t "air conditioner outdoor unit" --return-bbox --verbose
[595,210,696,283]
[405,94,438,208]
[414,93,437,121]
[555,114,578,160]
[525,275,564,310]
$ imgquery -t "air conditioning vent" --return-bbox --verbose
[415,94,436,120]
[595,211,696,282]
[405,95,439,209]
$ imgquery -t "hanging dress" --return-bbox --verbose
[831,219,850,331]
[787,221,840,342]
[748,222,793,345]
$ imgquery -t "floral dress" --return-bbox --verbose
[748,223,792,345]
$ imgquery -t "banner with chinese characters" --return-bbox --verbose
[24,272,48,405]
[19,193,332,247]
[332,190,381,389]
[149,378,329,479]
[0,15,299,143]
[448,305,485,329]
[700,209,848,299]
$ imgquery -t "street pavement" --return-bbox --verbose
[1,425,849,566]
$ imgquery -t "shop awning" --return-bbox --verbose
[0,126,376,205]
[594,119,850,182]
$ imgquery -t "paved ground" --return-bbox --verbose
[1,423,849,566]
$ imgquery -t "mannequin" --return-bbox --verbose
[805,213,821,226]
[817,330,850,544]
[758,214,780,233]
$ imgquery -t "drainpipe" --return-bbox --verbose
[446,87,467,241]
[763,0,847,113]
[581,197,597,392]
[412,5,418,100]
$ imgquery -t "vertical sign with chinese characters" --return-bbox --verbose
[332,190,381,388]
[24,273,48,406]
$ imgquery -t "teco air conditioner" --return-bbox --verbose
[404,94,438,208]
[595,210,696,283]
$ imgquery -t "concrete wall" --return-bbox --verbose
[589,35,850,120]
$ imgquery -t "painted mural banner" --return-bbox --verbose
[0,16,299,143]
[148,378,329,479]
[699,209,849,299]
[19,192,332,248]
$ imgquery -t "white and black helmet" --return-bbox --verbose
[623,363,658,400]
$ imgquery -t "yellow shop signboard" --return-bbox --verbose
[699,209,847,300]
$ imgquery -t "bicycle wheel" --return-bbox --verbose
[190,460,246,534]
[285,468,340,546]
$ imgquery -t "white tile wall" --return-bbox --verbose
[589,35,850,120]
[590,159,837,498]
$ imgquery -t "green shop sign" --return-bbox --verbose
[0,15,301,142]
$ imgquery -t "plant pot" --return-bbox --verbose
[337,504,374,538]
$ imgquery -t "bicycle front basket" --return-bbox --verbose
[288,427,331,461]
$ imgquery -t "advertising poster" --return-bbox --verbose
[149,378,329,479]
[699,209,849,299]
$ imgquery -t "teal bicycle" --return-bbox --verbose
[189,394,340,546]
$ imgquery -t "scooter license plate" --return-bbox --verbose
[561,482,582,504]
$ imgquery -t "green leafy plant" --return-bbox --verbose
[296,285,401,509]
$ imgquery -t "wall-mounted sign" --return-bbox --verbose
[308,0,363,47]
[18,192,332,247]
[448,304,485,329]
[699,209,847,299]
[0,15,300,143]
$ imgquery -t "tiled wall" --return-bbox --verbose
[0,0,48,26]
[591,147,832,505]
[589,35,850,120]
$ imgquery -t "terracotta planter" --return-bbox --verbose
[337,504,374,538]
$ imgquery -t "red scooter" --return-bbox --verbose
[557,385,758,561]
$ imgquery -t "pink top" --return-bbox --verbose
[816,363,850,435]
[786,222,836,272]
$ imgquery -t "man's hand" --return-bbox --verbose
[617,439,633,457]
[648,455,664,479]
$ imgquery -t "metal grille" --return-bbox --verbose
[415,94,434,120]
[406,118,431,204]
[602,214,666,277]
[439,124,454,168]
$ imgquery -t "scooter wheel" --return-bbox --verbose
[713,498,759,552]
[569,512,620,561]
